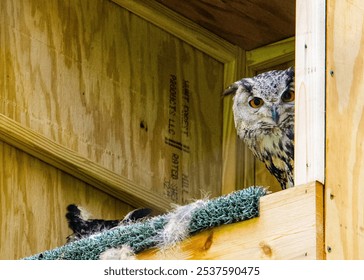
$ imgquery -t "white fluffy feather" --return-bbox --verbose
[99,245,136,260]
[155,198,207,249]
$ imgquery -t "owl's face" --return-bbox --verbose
[225,68,294,139]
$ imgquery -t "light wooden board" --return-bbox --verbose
[137,182,324,260]
[0,140,133,260]
[326,0,364,259]
[294,0,326,186]
[0,0,231,206]
[245,37,295,73]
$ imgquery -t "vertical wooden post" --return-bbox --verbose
[222,49,246,194]
[295,0,326,186]
[326,0,364,259]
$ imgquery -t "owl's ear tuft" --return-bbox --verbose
[223,82,239,96]
[223,79,252,96]
[286,67,295,78]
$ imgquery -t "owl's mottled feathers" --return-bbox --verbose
[224,68,295,189]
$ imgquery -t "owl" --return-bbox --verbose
[65,204,151,242]
[224,67,294,189]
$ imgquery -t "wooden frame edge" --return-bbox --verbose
[315,181,325,260]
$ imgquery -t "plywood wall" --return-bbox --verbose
[326,0,364,259]
[0,0,225,205]
[0,140,133,260]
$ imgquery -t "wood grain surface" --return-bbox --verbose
[1,0,225,205]
[326,0,364,259]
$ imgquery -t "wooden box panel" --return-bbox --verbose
[1,0,224,205]
[138,182,324,260]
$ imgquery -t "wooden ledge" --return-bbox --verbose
[137,182,324,260]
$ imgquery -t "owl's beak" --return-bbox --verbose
[271,106,280,124]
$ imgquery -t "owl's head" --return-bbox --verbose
[224,67,294,139]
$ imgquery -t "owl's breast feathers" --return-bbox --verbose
[243,126,294,189]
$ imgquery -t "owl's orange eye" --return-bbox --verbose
[248,97,264,108]
[281,90,295,102]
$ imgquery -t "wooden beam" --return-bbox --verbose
[295,0,326,186]
[137,182,324,260]
[0,114,172,213]
[245,37,295,74]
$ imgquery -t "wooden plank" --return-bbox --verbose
[326,0,364,259]
[0,113,172,213]
[222,49,245,194]
[137,182,324,260]
[246,37,295,73]
[295,0,326,186]
[0,140,133,260]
